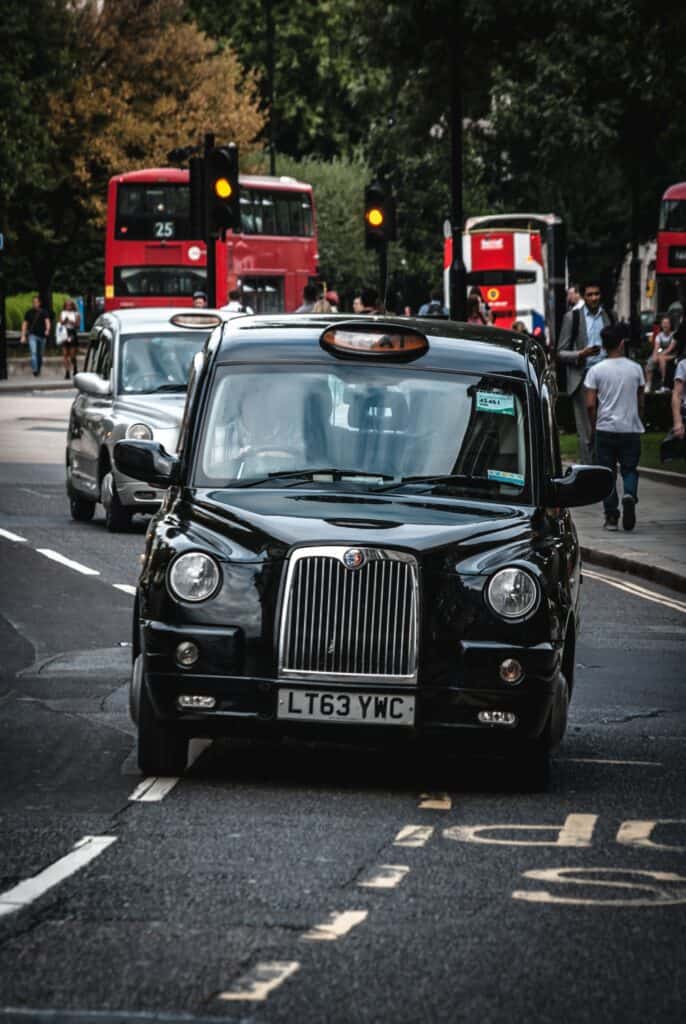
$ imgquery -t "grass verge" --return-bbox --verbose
[559,432,686,474]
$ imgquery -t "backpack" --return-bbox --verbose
[425,299,445,318]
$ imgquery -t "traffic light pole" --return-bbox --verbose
[448,7,467,321]
[378,244,388,311]
[204,133,217,308]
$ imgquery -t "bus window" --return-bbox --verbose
[659,200,686,232]
[241,277,284,313]
[116,183,192,240]
[114,266,207,297]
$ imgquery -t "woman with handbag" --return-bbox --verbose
[58,299,80,379]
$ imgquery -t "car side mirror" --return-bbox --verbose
[114,440,179,489]
[73,371,112,397]
[550,464,613,508]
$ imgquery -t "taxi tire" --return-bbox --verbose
[515,670,568,792]
[103,473,131,533]
[70,494,95,522]
[138,677,188,776]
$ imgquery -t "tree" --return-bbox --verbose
[0,0,265,301]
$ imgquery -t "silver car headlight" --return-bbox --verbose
[126,422,154,441]
[168,552,221,603]
[486,567,539,621]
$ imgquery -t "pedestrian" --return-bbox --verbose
[567,284,583,311]
[352,287,380,314]
[57,298,80,379]
[512,320,527,334]
[645,315,676,392]
[467,294,486,324]
[295,283,318,313]
[21,295,51,377]
[418,289,448,318]
[221,288,254,314]
[325,290,340,312]
[312,296,332,313]
[192,291,208,308]
[585,322,645,532]
[671,357,686,441]
[556,280,615,464]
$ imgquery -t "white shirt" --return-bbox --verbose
[585,357,645,433]
[221,300,254,314]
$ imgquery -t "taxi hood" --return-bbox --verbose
[114,394,186,431]
[190,488,538,570]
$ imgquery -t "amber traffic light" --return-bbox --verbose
[206,144,240,236]
[364,182,396,249]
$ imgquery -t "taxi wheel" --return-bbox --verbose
[103,472,131,533]
[137,678,188,776]
[70,494,95,522]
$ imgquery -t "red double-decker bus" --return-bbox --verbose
[104,168,318,312]
[656,181,686,314]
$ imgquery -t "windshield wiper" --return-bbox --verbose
[373,472,494,492]
[228,468,396,488]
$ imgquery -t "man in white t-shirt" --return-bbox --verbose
[585,322,645,531]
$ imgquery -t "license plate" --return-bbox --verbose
[277,688,415,726]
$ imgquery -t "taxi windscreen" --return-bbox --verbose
[194,365,531,501]
[119,332,209,394]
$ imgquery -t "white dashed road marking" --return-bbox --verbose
[0,528,27,543]
[0,835,117,919]
[129,740,212,801]
[358,865,410,889]
[218,961,301,1002]
[113,583,137,596]
[560,757,661,767]
[393,825,434,847]
[419,792,452,810]
[36,548,100,576]
[301,910,368,941]
[584,568,686,615]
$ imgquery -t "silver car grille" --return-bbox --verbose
[278,546,419,684]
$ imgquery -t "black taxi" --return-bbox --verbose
[115,315,611,786]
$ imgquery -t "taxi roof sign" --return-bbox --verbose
[320,322,429,360]
[170,312,223,330]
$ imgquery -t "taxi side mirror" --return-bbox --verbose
[114,440,179,489]
[549,464,613,507]
[73,371,112,397]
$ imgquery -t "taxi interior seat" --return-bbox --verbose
[347,390,410,474]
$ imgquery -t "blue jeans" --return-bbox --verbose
[595,431,641,517]
[28,333,46,374]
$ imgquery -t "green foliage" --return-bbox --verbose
[6,292,70,330]
[274,154,378,306]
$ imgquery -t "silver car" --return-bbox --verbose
[66,308,229,531]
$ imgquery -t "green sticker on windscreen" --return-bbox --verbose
[488,469,525,487]
[476,391,515,416]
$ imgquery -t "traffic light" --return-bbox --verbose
[206,144,240,236]
[364,181,396,249]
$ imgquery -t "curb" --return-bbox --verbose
[0,380,76,393]
[638,465,686,488]
[581,544,686,595]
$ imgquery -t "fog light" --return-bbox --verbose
[478,710,517,726]
[176,641,199,667]
[177,694,216,709]
[499,658,523,685]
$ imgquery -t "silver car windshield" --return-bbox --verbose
[194,365,530,501]
[119,331,208,394]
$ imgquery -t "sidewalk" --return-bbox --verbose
[1,358,79,392]
[573,474,686,593]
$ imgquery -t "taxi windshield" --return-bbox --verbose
[119,332,208,394]
[195,365,530,501]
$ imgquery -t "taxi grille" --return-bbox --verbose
[278,547,419,683]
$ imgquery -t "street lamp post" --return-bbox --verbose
[449,6,467,322]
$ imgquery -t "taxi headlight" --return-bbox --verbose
[126,422,153,441]
[168,552,221,603]
[486,567,539,621]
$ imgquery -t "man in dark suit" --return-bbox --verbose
[557,281,614,463]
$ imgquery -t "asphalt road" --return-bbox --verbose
[0,392,685,1023]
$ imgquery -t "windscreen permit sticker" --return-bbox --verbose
[487,469,525,487]
[476,391,515,416]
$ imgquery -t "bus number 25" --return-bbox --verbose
[153,221,174,239]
